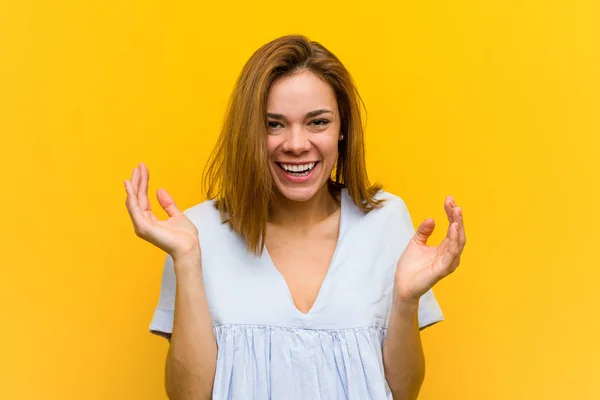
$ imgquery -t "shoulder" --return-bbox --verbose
[363,189,411,222]
[373,189,409,210]
[182,199,224,232]
[368,190,416,252]
[361,190,415,240]
[183,198,218,217]
[376,190,416,242]
[182,199,240,250]
[342,189,413,236]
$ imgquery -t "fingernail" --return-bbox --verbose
[458,208,462,217]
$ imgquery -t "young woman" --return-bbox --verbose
[124,35,467,400]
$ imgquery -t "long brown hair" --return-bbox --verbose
[203,34,384,256]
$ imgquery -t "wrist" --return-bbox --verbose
[391,296,420,314]
[172,246,202,274]
[171,241,201,262]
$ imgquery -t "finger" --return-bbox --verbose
[445,211,457,239]
[440,221,461,275]
[448,222,461,272]
[414,218,435,246]
[138,162,151,213]
[456,206,466,251]
[445,203,461,234]
[445,195,456,223]
[131,167,140,197]
[156,187,183,218]
[436,236,450,256]
[124,179,146,235]
[447,196,466,251]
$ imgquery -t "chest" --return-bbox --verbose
[265,215,340,314]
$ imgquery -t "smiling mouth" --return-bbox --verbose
[276,161,318,176]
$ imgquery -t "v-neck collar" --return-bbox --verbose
[263,188,348,317]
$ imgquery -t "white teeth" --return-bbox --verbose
[280,162,315,172]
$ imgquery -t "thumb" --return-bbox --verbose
[413,218,435,246]
[156,188,183,218]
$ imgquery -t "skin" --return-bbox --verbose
[263,69,468,398]
[266,69,342,227]
[125,164,216,399]
[264,69,343,314]
[124,68,467,399]
[383,196,466,399]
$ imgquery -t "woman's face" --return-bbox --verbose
[266,69,341,203]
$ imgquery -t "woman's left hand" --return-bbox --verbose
[394,196,467,304]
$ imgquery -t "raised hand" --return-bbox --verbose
[124,162,200,261]
[393,195,467,304]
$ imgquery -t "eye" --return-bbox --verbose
[310,119,330,127]
[268,121,283,129]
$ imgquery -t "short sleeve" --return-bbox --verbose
[149,252,176,339]
[384,195,445,330]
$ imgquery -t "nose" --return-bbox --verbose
[280,125,311,155]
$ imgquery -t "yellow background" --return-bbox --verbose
[2,0,599,399]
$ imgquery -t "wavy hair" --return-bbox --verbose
[202,34,384,256]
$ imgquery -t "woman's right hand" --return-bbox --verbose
[124,162,200,262]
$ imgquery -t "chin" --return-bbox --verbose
[274,185,320,202]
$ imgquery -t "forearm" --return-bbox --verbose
[166,250,217,400]
[382,300,425,400]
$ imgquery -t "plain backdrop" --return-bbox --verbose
[1,0,599,399]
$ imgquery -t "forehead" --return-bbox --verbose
[267,70,338,116]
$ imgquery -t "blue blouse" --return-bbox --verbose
[150,189,444,399]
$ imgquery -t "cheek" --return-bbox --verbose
[321,134,340,159]
[265,137,279,158]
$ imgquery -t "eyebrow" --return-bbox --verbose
[267,109,333,121]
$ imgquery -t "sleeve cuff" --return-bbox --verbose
[418,297,445,330]
[149,307,174,336]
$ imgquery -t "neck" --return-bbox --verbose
[269,183,340,228]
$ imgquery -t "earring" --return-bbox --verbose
[339,134,344,141]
